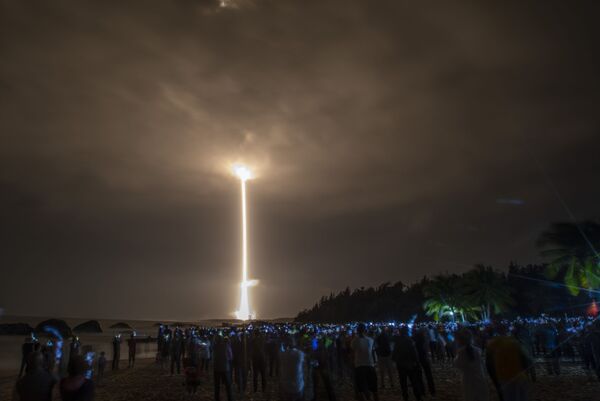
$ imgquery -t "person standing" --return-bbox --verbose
[170,330,184,375]
[69,337,81,357]
[251,331,267,393]
[14,351,56,401]
[486,325,533,401]
[231,332,249,394]
[160,331,171,372]
[427,325,438,362]
[393,326,423,401]
[97,352,106,385]
[199,336,211,372]
[584,320,600,380]
[454,329,489,401]
[351,323,379,401]
[18,336,36,378]
[375,328,394,389]
[60,355,95,401]
[111,335,121,371]
[156,324,165,359]
[213,335,233,401]
[127,333,137,368]
[311,336,337,401]
[267,334,281,377]
[414,328,436,396]
[279,336,305,401]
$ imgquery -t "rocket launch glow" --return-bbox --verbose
[233,164,255,321]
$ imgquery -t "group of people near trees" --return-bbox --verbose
[151,315,600,401]
[11,315,600,401]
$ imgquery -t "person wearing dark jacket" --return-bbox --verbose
[231,332,249,394]
[19,336,36,378]
[14,351,56,401]
[393,327,424,401]
[414,328,436,396]
[170,331,184,375]
[60,355,95,401]
[251,331,267,393]
[375,328,394,389]
[111,335,121,371]
[266,334,281,377]
[311,336,337,401]
[69,337,81,358]
[213,335,233,401]
[585,320,600,381]
[127,333,137,368]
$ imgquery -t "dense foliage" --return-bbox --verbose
[297,220,600,323]
[296,263,593,323]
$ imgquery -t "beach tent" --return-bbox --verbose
[35,319,72,338]
[110,322,133,329]
[0,323,34,335]
[73,320,103,333]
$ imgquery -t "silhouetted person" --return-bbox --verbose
[486,325,532,401]
[111,335,121,371]
[251,331,267,393]
[19,336,36,378]
[96,352,106,385]
[69,337,81,357]
[414,328,436,396]
[60,355,95,401]
[160,331,171,371]
[393,326,423,401]
[170,330,184,375]
[231,332,249,393]
[199,336,211,372]
[14,351,56,401]
[427,325,438,362]
[311,336,337,401]
[541,323,560,375]
[585,320,600,380]
[157,324,165,357]
[127,333,137,368]
[454,329,489,401]
[351,323,379,401]
[41,341,56,373]
[279,335,305,401]
[267,334,280,377]
[375,328,394,389]
[213,335,233,401]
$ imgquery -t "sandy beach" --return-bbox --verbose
[2,356,599,401]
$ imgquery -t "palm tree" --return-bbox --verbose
[537,221,600,296]
[423,274,473,322]
[462,265,514,321]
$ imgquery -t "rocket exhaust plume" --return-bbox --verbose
[233,164,255,321]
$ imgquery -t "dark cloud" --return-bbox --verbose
[1,0,599,320]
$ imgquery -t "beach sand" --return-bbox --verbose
[2,358,598,401]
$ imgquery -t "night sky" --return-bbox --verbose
[1,0,599,321]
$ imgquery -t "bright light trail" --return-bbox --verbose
[233,164,255,321]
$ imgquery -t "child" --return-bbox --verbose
[97,351,107,384]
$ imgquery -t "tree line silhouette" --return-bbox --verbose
[296,220,600,323]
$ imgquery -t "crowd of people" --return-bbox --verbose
[11,315,600,401]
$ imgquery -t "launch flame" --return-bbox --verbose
[233,164,255,321]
